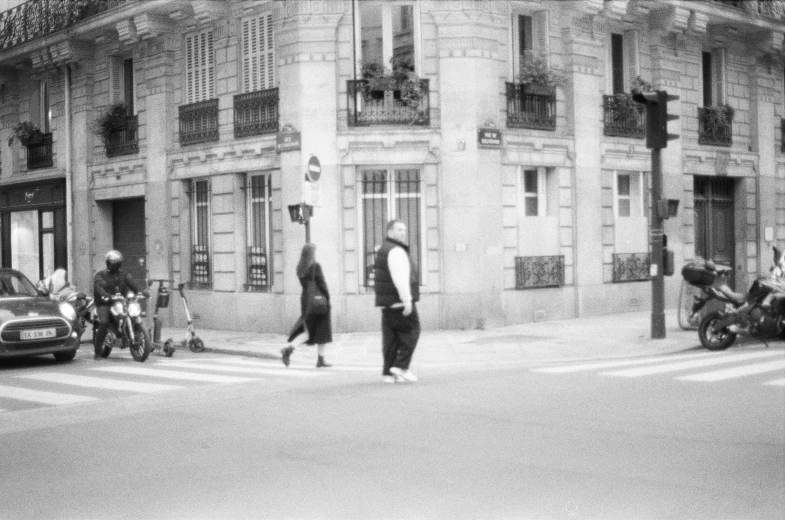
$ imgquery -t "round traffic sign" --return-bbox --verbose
[306,156,321,182]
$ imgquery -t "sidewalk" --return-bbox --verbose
[160,310,704,367]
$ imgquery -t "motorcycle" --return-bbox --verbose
[682,247,785,350]
[92,292,152,362]
[37,270,93,343]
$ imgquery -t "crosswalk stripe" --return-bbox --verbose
[677,359,785,382]
[18,373,184,393]
[161,361,326,377]
[601,351,784,377]
[93,366,257,384]
[531,353,714,374]
[763,378,785,387]
[0,385,97,405]
[174,357,378,372]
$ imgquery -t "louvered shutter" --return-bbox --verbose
[623,30,639,90]
[713,48,726,105]
[186,30,215,103]
[241,13,275,92]
[109,55,123,105]
[611,33,625,94]
[533,11,549,57]
[702,51,713,106]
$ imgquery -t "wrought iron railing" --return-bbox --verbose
[105,115,138,157]
[612,253,651,283]
[26,132,53,169]
[698,107,732,147]
[179,99,219,146]
[234,88,279,139]
[603,94,646,138]
[347,79,430,127]
[245,246,270,291]
[505,82,557,131]
[191,244,211,289]
[515,255,565,289]
[0,0,127,51]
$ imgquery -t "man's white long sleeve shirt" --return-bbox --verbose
[387,246,412,304]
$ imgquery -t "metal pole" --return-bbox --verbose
[651,147,665,339]
[303,203,311,244]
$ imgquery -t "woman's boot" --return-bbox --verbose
[316,356,332,368]
[280,346,295,367]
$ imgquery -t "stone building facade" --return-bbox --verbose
[0,0,783,333]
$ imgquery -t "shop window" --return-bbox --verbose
[360,168,422,287]
[246,174,272,291]
[190,180,212,289]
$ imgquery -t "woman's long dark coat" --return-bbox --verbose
[287,262,332,345]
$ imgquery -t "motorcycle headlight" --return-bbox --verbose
[128,302,142,318]
[111,301,124,316]
[59,302,77,321]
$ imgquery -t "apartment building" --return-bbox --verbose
[0,0,783,333]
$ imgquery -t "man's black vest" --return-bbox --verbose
[374,237,420,307]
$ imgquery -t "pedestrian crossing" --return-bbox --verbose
[531,350,785,387]
[0,356,343,414]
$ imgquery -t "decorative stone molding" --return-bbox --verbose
[168,4,195,22]
[135,13,174,40]
[30,40,93,70]
[192,0,230,26]
[574,0,604,16]
[689,11,708,34]
[649,5,690,34]
[116,19,139,46]
[602,0,629,20]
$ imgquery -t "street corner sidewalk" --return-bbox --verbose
[164,309,703,367]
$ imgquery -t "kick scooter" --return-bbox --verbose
[148,279,176,357]
[178,283,205,353]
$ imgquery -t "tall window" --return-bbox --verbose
[359,3,415,70]
[610,33,625,94]
[608,31,639,94]
[32,80,51,133]
[242,13,274,92]
[702,49,726,107]
[522,169,541,217]
[615,172,643,218]
[361,168,422,287]
[512,11,549,78]
[191,180,211,288]
[246,174,272,290]
[186,30,215,103]
[109,56,134,112]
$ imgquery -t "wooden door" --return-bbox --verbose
[112,198,147,288]
[694,176,735,287]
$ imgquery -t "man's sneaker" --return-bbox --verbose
[390,367,418,382]
[382,375,396,384]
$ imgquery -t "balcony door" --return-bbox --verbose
[694,176,735,288]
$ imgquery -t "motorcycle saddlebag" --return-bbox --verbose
[681,262,717,287]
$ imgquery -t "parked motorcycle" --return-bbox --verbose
[682,247,785,350]
[93,292,151,362]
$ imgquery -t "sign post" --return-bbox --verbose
[290,155,321,243]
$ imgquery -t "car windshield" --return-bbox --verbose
[0,272,40,297]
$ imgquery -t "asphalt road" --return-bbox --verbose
[0,347,783,520]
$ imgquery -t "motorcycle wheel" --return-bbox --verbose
[698,311,737,350]
[163,339,175,357]
[188,337,205,353]
[130,323,151,362]
[101,330,115,358]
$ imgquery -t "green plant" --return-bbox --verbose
[360,56,426,121]
[630,75,654,94]
[7,121,41,147]
[518,51,566,88]
[705,103,735,125]
[93,103,129,144]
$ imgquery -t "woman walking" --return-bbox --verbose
[281,243,333,368]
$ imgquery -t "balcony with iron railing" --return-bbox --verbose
[26,132,53,169]
[179,99,219,146]
[505,83,557,131]
[603,94,646,138]
[514,256,565,289]
[0,0,127,51]
[234,88,279,139]
[105,115,138,158]
[698,107,732,147]
[347,79,430,127]
[612,253,651,283]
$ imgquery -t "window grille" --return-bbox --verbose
[515,256,564,289]
[612,253,651,282]
[191,180,211,289]
[246,174,272,291]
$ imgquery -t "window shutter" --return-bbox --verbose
[713,48,726,104]
[265,13,274,89]
[623,30,639,90]
[533,11,549,56]
[123,58,134,113]
[241,17,253,92]
[702,51,713,106]
[611,33,625,94]
[537,166,547,216]
[186,30,215,103]
[109,55,123,105]
[242,13,274,92]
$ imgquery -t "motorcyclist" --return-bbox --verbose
[93,250,142,359]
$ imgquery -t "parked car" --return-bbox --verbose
[0,268,80,362]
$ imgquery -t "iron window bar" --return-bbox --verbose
[179,99,219,146]
[612,253,651,283]
[26,132,53,169]
[347,79,430,127]
[602,94,646,139]
[697,107,732,147]
[505,82,557,131]
[105,115,138,157]
[233,88,279,138]
[515,255,565,289]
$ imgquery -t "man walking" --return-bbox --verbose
[374,219,420,383]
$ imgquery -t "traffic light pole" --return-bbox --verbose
[650,147,665,339]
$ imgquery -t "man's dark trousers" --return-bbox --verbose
[381,304,420,376]
[93,305,112,356]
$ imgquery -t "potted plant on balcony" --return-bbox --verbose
[609,76,653,128]
[704,103,735,126]
[93,102,130,145]
[360,57,426,120]
[8,121,42,147]
[518,51,566,96]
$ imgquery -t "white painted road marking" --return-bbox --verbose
[93,366,257,384]
[600,351,784,377]
[531,353,714,374]
[18,373,183,393]
[0,385,97,405]
[763,378,785,387]
[161,361,326,377]
[677,359,785,382]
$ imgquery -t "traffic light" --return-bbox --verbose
[632,90,679,149]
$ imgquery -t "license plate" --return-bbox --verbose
[20,328,56,340]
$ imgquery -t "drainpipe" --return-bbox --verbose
[65,65,73,277]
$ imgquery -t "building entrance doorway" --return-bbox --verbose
[694,176,735,288]
[112,198,147,286]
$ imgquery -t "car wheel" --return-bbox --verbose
[53,350,77,362]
